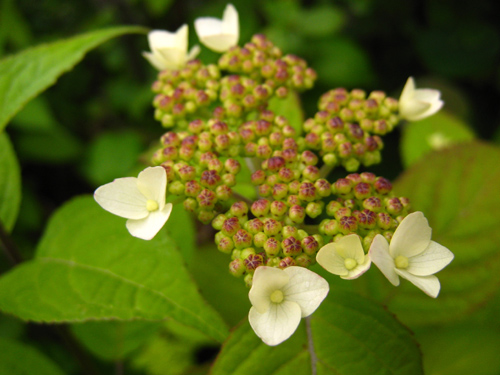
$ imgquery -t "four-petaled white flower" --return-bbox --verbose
[248,266,329,346]
[316,234,371,279]
[94,166,172,240]
[399,77,444,121]
[142,25,200,71]
[194,3,239,53]
[369,212,454,298]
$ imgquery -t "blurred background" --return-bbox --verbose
[1,0,500,373]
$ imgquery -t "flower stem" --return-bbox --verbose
[319,164,333,179]
[305,316,317,375]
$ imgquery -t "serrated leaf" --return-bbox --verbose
[0,132,21,231]
[401,111,475,167]
[0,26,145,132]
[0,338,64,375]
[0,196,228,342]
[387,142,500,324]
[211,290,423,375]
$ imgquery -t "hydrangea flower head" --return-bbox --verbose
[399,77,443,121]
[143,25,200,71]
[94,166,172,240]
[194,3,239,53]
[248,266,329,346]
[316,234,371,279]
[369,211,454,297]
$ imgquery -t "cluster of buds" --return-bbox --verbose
[151,120,243,224]
[218,34,317,117]
[304,88,400,171]
[319,173,410,250]
[152,60,220,128]
[212,200,323,287]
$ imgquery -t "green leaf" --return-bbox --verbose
[296,5,346,37]
[0,196,228,342]
[0,132,21,231]
[387,142,500,325]
[0,26,145,132]
[80,130,143,186]
[417,323,500,375]
[211,290,423,375]
[401,111,475,167]
[163,203,196,264]
[71,320,162,361]
[268,93,304,135]
[0,337,64,375]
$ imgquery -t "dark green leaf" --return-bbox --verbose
[0,338,64,375]
[0,132,21,231]
[0,196,229,342]
[0,26,145,132]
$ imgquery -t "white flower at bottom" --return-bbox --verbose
[369,211,454,298]
[248,266,329,346]
[142,25,200,71]
[94,166,172,240]
[399,77,443,121]
[316,234,371,279]
[194,3,239,53]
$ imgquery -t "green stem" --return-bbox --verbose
[319,164,334,179]
[305,316,317,375]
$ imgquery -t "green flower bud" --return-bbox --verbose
[295,253,313,267]
[339,215,358,234]
[212,214,227,230]
[306,201,323,218]
[229,258,245,277]
[253,232,268,248]
[263,218,282,236]
[218,236,234,253]
[169,181,185,195]
[279,256,296,269]
[244,253,263,272]
[216,184,232,201]
[183,197,198,212]
[289,205,306,223]
[198,209,215,224]
[301,236,319,256]
[234,229,253,249]
[246,218,264,234]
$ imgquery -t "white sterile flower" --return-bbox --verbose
[94,166,172,240]
[142,25,200,71]
[248,266,329,346]
[399,77,444,121]
[369,212,454,298]
[194,3,239,53]
[316,234,371,279]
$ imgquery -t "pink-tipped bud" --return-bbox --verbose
[251,199,271,217]
[289,205,306,223]
[244,253,264,271]
[339,216,358,234]
[279,256,296,269]
[282,237,302,256]
[264,238,280,257]
[374,177,392,194]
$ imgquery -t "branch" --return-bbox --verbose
[305,316,317,375]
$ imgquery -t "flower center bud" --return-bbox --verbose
[146,200,159,212]
[270,290,284,304]
[395,255,409,269]
[344,258,358,270]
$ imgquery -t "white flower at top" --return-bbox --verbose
[399,77,444,121]
[194,3,239,53]
[142,25,200,71]
[94,166,172,240]
[369,212,454,298]
[316,234,371,279]
[248,266,329,346]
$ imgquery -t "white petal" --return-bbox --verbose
[413,88,441,102]
[148,26,187,52]
[94,177,148,220]
[399,77,443,121]
[411,99,443,121]
[369,235,399,286]
[407,241,454,276]
[395,269,441,298]
[194,4,239,53]
[335,234,365,264]
[390,212,432,258]
[187,45,201,61]
[282,267,329,317]
[155,47,188,70]
[248,301,302,346]
[249,267,289,314]
[125,203,173,240]
[316,242,349,276]
[400,100,432,122]
[399,77,415,105]
[342,256,371,280]
[136,167,167,210]
[142,51,168,71]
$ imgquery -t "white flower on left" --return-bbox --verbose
[143,25,200,71]
[399,77,443,121]
[194,3,239,53]
[94,166,172,240]
[369,212,454,298]
[248,266,329,346]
